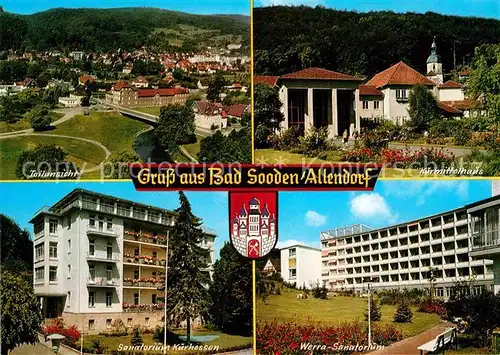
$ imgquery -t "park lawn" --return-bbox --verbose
[0,135,106,180]
[0,119,31,134]
[83,330,252,353]
[47,112,150,154]
[257,290,442,339]
[134,106,162,116]
[181,135,203,161]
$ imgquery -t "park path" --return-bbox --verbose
[369,321,454,355]
[179,145,198,163]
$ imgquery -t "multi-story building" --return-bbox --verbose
[31,189,216,333]
[105,81,189,108]
[320,195,500,298]
[280,245,321,289]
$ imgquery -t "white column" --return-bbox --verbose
[354,88,361,136]
[306,88,314,131]
[331,88,338,138]
[281,86,289,131]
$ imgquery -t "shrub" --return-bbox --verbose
[269,125,303,151]
[298,127,329,157]
[130,327,142,346]
[254,124,271,149]
[42,318,81,348]
[365,299,382,321]
[418,299,446,316]
[311,283,328,299]
[341,148,376,162]
[393,302,413,323]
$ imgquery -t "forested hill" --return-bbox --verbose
[0,7,250,52]
[254,6,500,77]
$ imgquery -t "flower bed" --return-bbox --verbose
[122,302,165,312]
[42,318,81,348]
[257,321,402,354]
[341,148,376,163]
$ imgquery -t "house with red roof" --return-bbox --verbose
[273,67,364,138]
[437,80,464,101]
[192,101,227,130]
[105,81,189,108]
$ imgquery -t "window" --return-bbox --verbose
[88,319,95,330]
[34,222,44,235]
[35,243,44,262]
[67,292,71,307]
[89,214,96,227]
[89,265,95,280]
[106,319,112,329]
[107,242,113,260]
[134,269,139,279]
[35,266,44,281]
[67,217,71,230]
[49,242,58,259]
[89,292,95,307]
[49,219,58,234]
[152,251,157,259]
[127,318,133,327]
[89,240,95,256]
[106,266,112,281]
[106,292,112,307]
[374,101,380,110]
[49,266,57,282]
[152,294,157,304]
[107,219,113,231]
[134,248,139,257]
[396,89,408,101]
[134,293,139,305]
[289,268,297,279]
[68,239,71,254]
[362,101,369,109]
[145,317,150,326]
[67,265,71,278]
[289,248,296,257]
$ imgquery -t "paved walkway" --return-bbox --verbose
[370,322,454,355]
[218,348,253,355]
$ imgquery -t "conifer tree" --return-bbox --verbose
[393,302,413,323]
[364,299,382,321]
[167,192,210,344]
[131,327,142,346]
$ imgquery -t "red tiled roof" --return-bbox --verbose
[137,87,188,98]
[232,83,242,88]
[359,84,383,97]
[280,67,362,81]
[113,81,131,91]
[366,61,435,88]
[80,75,95,84]
[438,80,462,89]
[194,101,221,115]
[254,75,279,86]
[224,104,249,118]
[440,99,481,110]
[437,102,462,114]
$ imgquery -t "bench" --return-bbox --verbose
[417,327,457,355]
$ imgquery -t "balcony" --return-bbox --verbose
[123,303,165,313]
[123,278,164,289]
[87,277,119,287]
[123,254,167,268]
[87,225,118,238]
[86,252,120,263]
[471,230,500,257]
[123,231,168,247]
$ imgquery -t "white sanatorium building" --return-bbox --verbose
[321,191,500,298]
[31,189,216,333]
[280,245,321,289]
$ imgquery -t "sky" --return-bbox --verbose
[277,180,493,249]
[0,182,230,259]
[255,0,500,19]
[2,0,250,15]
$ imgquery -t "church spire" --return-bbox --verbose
[431,36,437,55]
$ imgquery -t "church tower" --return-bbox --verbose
[426,36,444,84]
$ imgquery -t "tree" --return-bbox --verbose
[130,327,143,346]
[1,271,44,354]
[167,192,210,344]
[467,44,500,122]
[208,242,252,336]
[15,144,78,179]
[311,282,328,299]
[365,299,382,322]
[25,104,52,131]
[408,85,439,133]
[426,266,439,302]
[198,127,251,163]
[0,214,33,274]
[154,104,196,154]
[206,73,226,102]
[102,150,141,179]
[254,84,284,132]
[393,302,413,323]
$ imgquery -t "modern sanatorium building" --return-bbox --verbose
[31,189,216,333]
[320,191,500,298]
[280,244,321,289]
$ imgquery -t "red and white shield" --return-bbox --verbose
[229,191,278,260]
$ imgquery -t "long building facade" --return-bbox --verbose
[320,194,500,298]
[31,189,216,333]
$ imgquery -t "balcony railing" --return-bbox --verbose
[123,231,168,246]
[123,279,165,288]
[87,225,118,238]
[123,303,165,312]
[86,252,120,263]
[472,230,500,249]
[123,254,167,267]
[87,277,119,287]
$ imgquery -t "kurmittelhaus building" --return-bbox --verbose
[321,190,500,298]
[31,189,216,333]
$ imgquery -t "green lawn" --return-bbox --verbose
[181,135,203,161]
[83,330,252,353]
[0,112,64,134]
[0,135,106,180]
[134,107,162,116]
[257,290,442,339]
[47,112,150,154]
